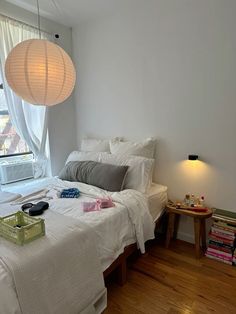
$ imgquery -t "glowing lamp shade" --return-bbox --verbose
[5,39,76,106]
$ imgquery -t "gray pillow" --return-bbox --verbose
[59,160,129,192]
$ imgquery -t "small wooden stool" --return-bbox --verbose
[165,205,213,258]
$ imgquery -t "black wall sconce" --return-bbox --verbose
[188,154,199,161]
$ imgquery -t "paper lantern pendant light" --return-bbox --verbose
[5,38,76,106]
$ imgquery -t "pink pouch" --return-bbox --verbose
[96,197,115,209]
[83,202,100,212]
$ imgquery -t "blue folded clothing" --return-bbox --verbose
[60,188,80,198]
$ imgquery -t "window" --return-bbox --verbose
[0,72,31,157]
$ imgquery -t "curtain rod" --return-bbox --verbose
[0,13,53,37]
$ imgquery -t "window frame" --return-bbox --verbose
[0,80,32,158]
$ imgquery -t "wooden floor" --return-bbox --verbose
[104,239,236,314]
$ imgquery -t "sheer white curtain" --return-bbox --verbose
[0,15,52,177]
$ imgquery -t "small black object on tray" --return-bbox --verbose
[21,201,49,216]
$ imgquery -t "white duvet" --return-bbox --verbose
[46,179,155,252]
[0,211,106,314]
[9,178,155,268]
[0,178,155,314]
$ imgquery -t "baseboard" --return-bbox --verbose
[177,231,195,244]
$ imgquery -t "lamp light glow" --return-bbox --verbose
[5,39,76,106]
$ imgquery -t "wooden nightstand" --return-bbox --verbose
[165,204,213,258]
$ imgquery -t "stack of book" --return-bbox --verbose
[206,208,236,265]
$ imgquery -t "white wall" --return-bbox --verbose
[73,0,236,241]
[0,0,77,175]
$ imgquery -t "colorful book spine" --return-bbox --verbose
[211,226,235,237]
[209,233,234,246]
[209,239,233,250]
[212,215,236,225]
[208,243,232,254]
[207,248,232,259]
[206,253,232,265]
[212,222,236,233]
[212,208,236,220]
[211,230,234,241]
[206,214,236,266]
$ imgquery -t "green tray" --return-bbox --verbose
[0,211,45,245]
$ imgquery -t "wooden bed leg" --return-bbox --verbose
[117,259,127,286]
[103,244,137,285]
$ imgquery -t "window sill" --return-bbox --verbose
[0,154,33,164]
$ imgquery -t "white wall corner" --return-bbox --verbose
[177,231,195,244]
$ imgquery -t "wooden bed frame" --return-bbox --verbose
[103,211,166,285]
[103,243,137,285]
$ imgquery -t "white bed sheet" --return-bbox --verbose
[4,179,168,224]
[0,178,156,314]
[146,183,168,222]
[0,209,106,314]
[49,193,136,271]
[2,178,154,271]
[3,179,167,268]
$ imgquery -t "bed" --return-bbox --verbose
[2,178,167,271]
[0,138,168,314]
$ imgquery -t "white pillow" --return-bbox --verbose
[100,153,154,193]
[81,138,110,152]
[66,151,101,164]
[110,138,156,158]
[65,151,154,193]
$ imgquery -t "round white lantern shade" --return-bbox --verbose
[5,39,76,106]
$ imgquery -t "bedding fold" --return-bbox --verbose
[0,210,105,314]
[111,189,155,253]
[48,178,155,253]
[0,177,155,313]
[12,178,155,254]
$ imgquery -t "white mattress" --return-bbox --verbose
[146,183,168,222]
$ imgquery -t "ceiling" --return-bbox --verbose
[5,0,130,27]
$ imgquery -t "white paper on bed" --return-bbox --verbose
[0,209,105,314]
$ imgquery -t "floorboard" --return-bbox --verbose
[105,239,236,314]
